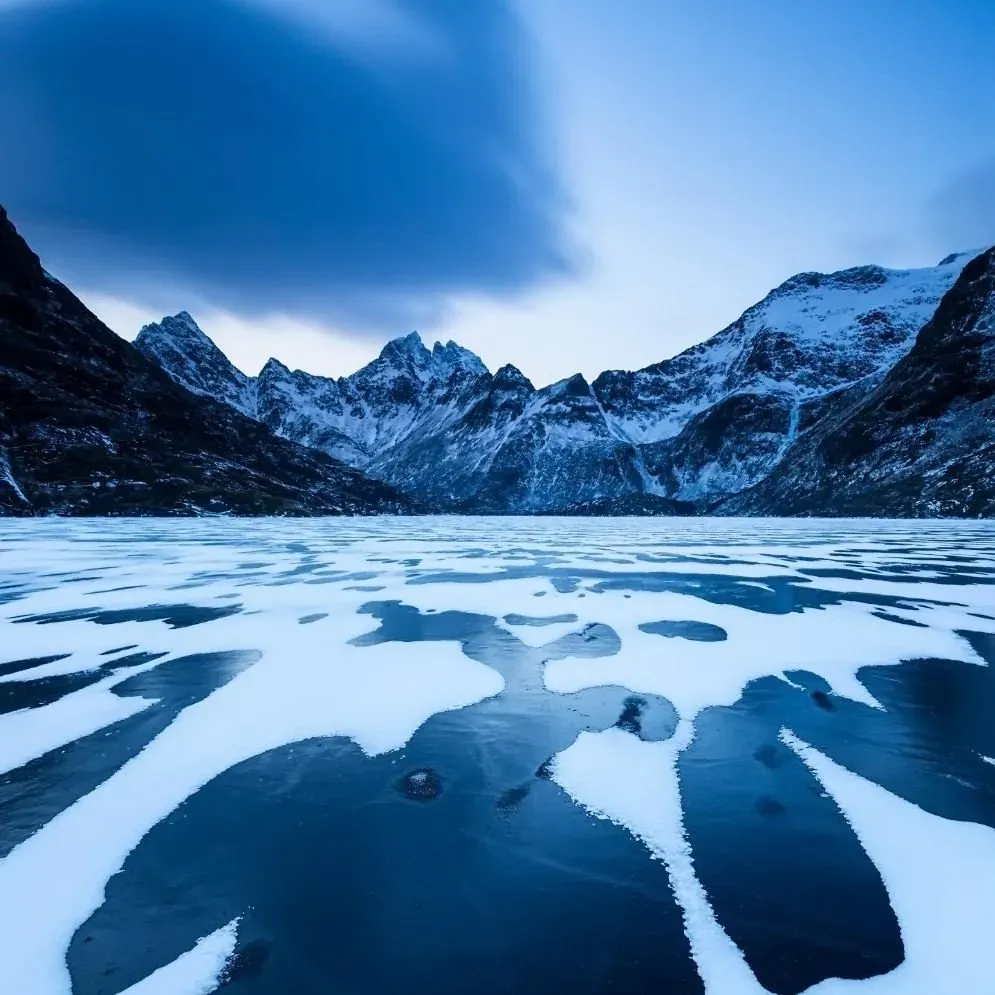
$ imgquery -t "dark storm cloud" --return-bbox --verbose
[924,161,995,256]
[0,0,574,329]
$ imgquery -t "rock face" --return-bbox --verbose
[135,311,254,416]
[140,250,988,515]
[0,206,413,516]
[718,247,995,518]
[594,253,975,501]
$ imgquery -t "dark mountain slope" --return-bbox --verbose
[0,206,413,516]
[718,247,995,517]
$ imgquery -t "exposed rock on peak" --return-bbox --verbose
[379,330,432,368]
[135,312,253,416]
[259,356,291,378]
[431,339,488,377]
[493,364,533,390]
[546,373,592,398]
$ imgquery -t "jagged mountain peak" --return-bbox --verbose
[544,372,591,398]
[167,309,201,330]
[259,356,292,378]
[256,356,300,385]
[758,251,979,312]
[372,330,488,381]
[135,311,252,414]
[493,363,534,390]
[378,330,432,367]
[135,312,218,359]
[431,338,488,376]
[769,264,889,299]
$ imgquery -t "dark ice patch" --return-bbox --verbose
[755,796,787,818]
[681,676,903,994]
[800,655,995,829]
[350,601,619,693]
[535,758,555,781]
[0,653,71,678]
[70,689,701,995]
[615,695,646,736]
[410,563,963,617]
[551,577,581,594]
[496,784,531,811]
[13,603,243,628]
[753,744,785,770]
[503,613,578,627]
[542,624,621,660]
[638,620,727,642]
[0,652,167,715]
[613,695,679,742]
[871,611,928,627]
[298,614,327,625]
[811,690,837,712]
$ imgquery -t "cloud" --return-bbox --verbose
[0,0,575,331]
[924,161,995,255]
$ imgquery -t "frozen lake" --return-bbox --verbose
[1,517,994,995]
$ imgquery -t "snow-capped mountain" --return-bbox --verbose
[594,251,977,501]
[139,250,983,513]
[720,246,995,517]
[0,205,413,516]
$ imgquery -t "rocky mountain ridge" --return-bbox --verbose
[0,205,414,516]
[718,246,995,517]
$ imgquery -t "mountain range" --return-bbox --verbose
[135,247,992,516]
[2,197,992,517]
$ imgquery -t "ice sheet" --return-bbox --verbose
[0,517,993,994]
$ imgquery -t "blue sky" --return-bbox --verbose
[1,0,993,385]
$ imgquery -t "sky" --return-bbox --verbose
[1,0,994,387]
